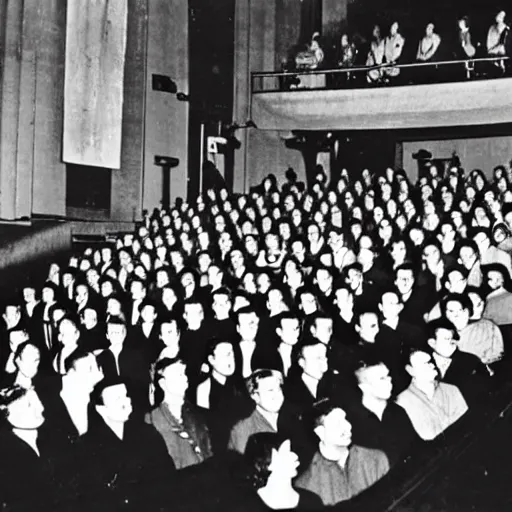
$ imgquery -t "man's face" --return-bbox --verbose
[4,306,20,326]
[212,293,231,318]
[426,23,434,36]
[160,321,180,349]
[379,292,403,320]
[358,364,393,400]
[183,304,204,327]
[160,362,189,399]
[23,288,36,303]
[445,300,470,331]
[130,282,146,301]
[16,345,40,380]
[408,351,438,383]
[311,318,333,345]
[299,344,328,381]
[346,269,363,292]
[58,320,79,346]
[328,231,343,249]
[101,248,112,263]
[459,247,477,270]
[156,271,169,289]
[267,289,284,313]
[98,384,132,424]
[81,308,98,329]
[106,323,127,346]
[335,288,354,312]
[308,225,320,243]
[230,250,244,270]
[75,285,88,305]
[209,342,236,377]
[73,355,104,393]
[423,245,441,266]
[356,313,379,343]
[446,270,467,294]
[300,293,317,315]
[253,376,284,414]
[429,328,457,359]
[277,318,301,346]
[8,390,45,430]
[208,266,223,288]
[487,270,505,291]
[101,281,114,298]
[257,274,271,295]
[316,408,352,448]
[395,269,415,295]
[237,312,259,341]
[291,242,305,260]
[315,269,333,293]
[140,305,157,324]
[9,331,29,352]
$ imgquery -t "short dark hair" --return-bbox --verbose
[91,377,127,406]
[442,293,473,317]
[64,349,96,374]
[311,398,342,429]
[427,318,460,341]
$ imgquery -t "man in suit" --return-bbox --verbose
[97,317,151,418]
[348,357,421,467]
[284,338,328,410]
[395,264,431,326]
[228,369,304,457]
[427,318,492,406]
[75,378,175,510]
[0,386,57,510]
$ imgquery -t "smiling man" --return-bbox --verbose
[296,399,389,506]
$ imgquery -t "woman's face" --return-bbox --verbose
[352,207,363,221]
[475,174,485,191]
[351,223,362,241]
[373,206,384,225]
[337,180,347,194]
[245,236,258,256]
[387,200,398,219]
[345,189,356,205]
[262,217,273,234]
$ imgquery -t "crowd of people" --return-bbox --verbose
[289,9,510,87]
[3,157,512,511]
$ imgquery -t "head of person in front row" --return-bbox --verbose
[246,370,285,416]
[91,378,133,439]
[244,433,312,511]
[0,385,45,439]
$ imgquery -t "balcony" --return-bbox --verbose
[251,57,512,131]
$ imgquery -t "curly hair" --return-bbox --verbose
[244,432,288,489]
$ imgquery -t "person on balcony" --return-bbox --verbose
[294,32,325,89]
[486,10,509,75]
[417,23,441,63]
[383,22,405,83]
[336,33,357,87]
[366,24,385,84]
[416,22,442,83]
[456,16,476,59]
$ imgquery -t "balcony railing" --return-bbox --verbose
[251,56,510,94]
